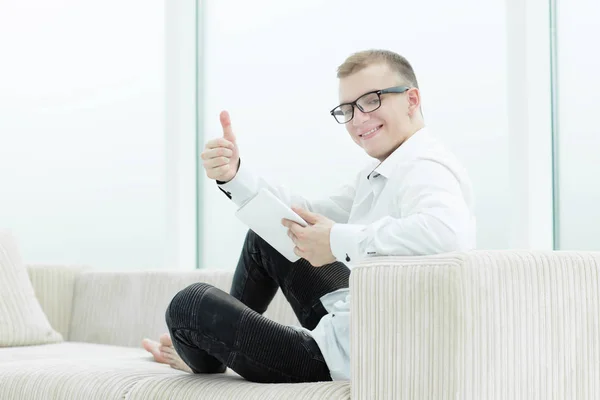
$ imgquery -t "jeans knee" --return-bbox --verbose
[165,282,214,329]
[244,229,274,255]
[244,229,260,247]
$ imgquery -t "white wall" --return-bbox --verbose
[201,0,522,269]
[555,0,600,250]
[0,0,167,269]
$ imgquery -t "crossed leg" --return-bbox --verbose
[142,230,350,383]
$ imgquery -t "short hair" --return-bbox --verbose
[336,49,419,89]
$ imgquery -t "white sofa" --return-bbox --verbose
[1,250,599,399]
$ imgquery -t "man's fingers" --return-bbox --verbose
[220,111,236,143]
[205,164,230,179]
[203,156,230,168]
[293,246,306,258]
[283,220,305,236]
[291,206,319,225]
[206,138,234,150]
[287,229,298,243]
[201,147,233,160]
[211,164,230,175]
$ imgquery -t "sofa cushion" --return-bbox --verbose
[0,231,62,346]
[0,343,350,400]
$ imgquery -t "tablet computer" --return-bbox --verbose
[235,188,308,262]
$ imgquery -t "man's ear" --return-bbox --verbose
[407,88,421,117]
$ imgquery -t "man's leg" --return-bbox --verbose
[166,282,332,383]
[147,229,349,374]
[230,229,350,329]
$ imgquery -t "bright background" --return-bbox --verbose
[0,0,166,269]
[0,0,597,270]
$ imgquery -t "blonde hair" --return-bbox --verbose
[336,49,419,89]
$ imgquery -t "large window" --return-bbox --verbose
[200,0,514,269]
[0,0,167,269]
[554,0,600,250]
[4,0,597,270]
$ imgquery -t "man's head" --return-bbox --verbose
[332,50,424,161]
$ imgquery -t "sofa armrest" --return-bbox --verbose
[27,264,89,339]
[350,251,600,400]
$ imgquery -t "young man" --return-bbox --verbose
[142,49,476,382]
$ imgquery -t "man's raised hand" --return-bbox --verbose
[201,110,241,182]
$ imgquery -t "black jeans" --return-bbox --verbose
[165,230,350,383]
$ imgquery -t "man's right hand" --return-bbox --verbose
[201,110,240,183]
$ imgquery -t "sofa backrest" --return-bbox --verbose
[66,269,300,347]
[27,264,88,340]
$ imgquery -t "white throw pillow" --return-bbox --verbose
[0,231,63,346]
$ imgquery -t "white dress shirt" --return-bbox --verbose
[218,127,476,380]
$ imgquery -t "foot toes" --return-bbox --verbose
[141,338,155,351]
[142,338,170,364]
[142,339,159,355]
[159,333,173,347]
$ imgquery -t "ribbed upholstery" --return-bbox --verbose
[6,250,600,399]
[0,341,149,363]
[26,264,87,339]
[0,231,63,346]
[69,269,300,347]
[0,343,350,399]
[126,374,350,399]
[0,343,189,399]
[350,251,600,400]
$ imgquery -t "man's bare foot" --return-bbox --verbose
[142,333,193,373]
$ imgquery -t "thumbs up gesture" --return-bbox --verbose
[201,111,241,183]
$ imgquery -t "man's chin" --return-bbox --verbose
[363,145,393,162]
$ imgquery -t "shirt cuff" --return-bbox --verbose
[330,223,366,266]
[217,161,259,208]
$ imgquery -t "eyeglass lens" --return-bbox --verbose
[333,92,381,123]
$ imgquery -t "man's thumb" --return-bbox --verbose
[292,206,319,224]
[220,110,236,143]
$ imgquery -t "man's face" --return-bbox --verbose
[337,63,418,161]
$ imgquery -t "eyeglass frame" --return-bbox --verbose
[329,85,412,124]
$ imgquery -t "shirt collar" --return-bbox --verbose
[367,126,431,180]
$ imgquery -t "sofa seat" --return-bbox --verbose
[0,343,351,400]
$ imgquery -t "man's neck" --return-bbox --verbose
[377,122,426,162]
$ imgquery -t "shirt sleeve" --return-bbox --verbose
[329,160,476,266]
[217,159,358,224]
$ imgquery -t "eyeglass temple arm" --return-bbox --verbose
[380,86,411,94]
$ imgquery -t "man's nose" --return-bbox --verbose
[352,107,370,126]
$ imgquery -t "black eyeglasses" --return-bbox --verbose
[330,86,411,124]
